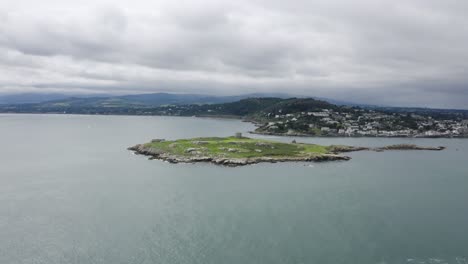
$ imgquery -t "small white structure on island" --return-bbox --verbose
[235,132,243,138]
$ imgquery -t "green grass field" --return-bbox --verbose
[143,136,330,159]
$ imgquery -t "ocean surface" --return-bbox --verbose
[0,114,467,264]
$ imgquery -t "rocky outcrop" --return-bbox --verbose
[328,145,370,153]
[374,144,445,151]
[128,144,165,155]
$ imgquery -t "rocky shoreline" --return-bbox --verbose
[128,144,351,167]
[373,144,445,151]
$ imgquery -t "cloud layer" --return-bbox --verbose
[0,0,467,108]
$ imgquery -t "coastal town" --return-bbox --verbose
[255,108,468,138]
[109,98,468,138]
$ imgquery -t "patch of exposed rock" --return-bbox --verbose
[328,145,370,153]
[192,141,209,145]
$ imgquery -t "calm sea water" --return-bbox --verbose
[0,114,467,264]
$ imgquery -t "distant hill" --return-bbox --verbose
[0,92,298,107]
[0,92,466,118]
[161,97,339,118]
[113,93,295,106]
[0,93,114,105]
[0,93,77,104]
[0,95,341,117]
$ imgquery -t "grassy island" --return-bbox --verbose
[128,136,353,166]
[128,134,444,166]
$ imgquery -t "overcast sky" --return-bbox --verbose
[0,0,467,108]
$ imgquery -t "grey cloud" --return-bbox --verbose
[0,0,467,108]
[0,8,126,58]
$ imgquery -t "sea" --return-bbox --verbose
[0,114,467,264]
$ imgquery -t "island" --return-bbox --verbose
[128,134,445,167]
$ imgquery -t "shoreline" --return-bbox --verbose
[249,130,468,139]
[1,112,466,139]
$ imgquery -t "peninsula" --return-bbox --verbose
[128,134,445,167]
